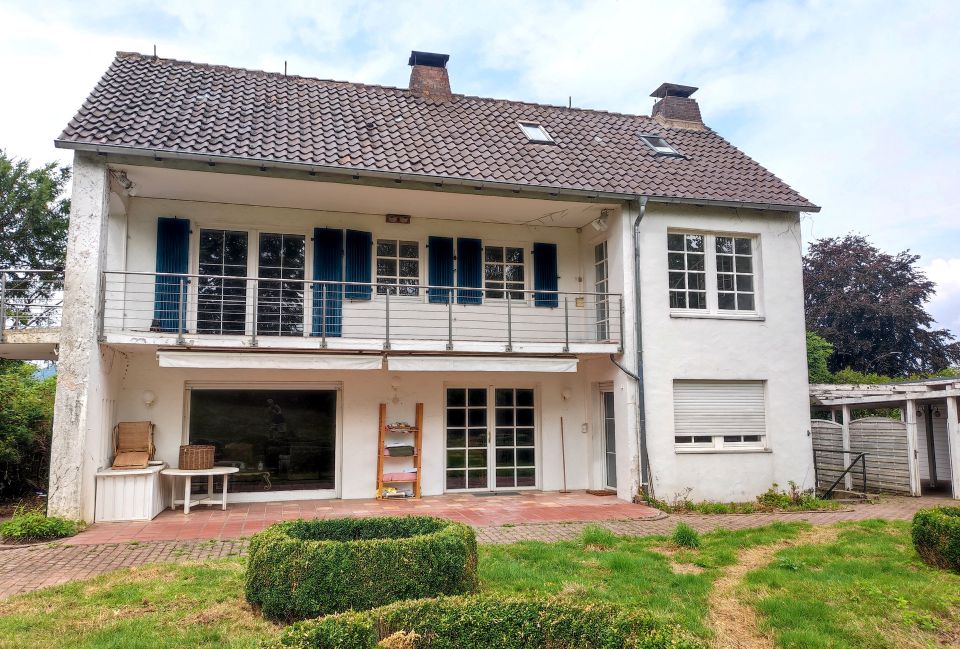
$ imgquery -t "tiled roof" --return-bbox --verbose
[57,52,817,210]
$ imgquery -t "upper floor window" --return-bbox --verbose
[594,241,610,340]
[484,246,525,300]
[197,229,248,335]
[639,134,680,156]
[518,122,553,143]
[376,239,419,295]
[668,231,758,315]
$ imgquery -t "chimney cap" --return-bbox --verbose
[650,83,698,99]
[408,51,449,68]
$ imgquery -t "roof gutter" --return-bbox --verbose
[54,140,820,213]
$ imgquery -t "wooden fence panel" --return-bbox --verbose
[810,417,912,494]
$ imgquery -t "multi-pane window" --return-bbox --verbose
[197,229,248,334]
[715,237,755,311]
[257,233,305,336]
[594,241,610,340]
[667,233,706,309]
[376,239,419,295]
[668,232,758,314]
[445,388,489,490]
[484,246,525,300]
[494,388,536,488]
[673,380,766,450]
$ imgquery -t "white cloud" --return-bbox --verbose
[0,0,957,333]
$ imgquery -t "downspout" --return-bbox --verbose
[610,196,651,500]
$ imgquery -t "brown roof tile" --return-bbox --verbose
[57,52,817,210]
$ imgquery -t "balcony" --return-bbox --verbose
[101,271,622,355]
[0,270,62,360]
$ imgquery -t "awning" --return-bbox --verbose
[386,356,577,373]
[157,351,383,370]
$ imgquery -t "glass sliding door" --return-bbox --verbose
[602,390,617,489]
[188,388,337,492]
[446,387,536,491]
[257,233,306,336]
[197,229,249,334]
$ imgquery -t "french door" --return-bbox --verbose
[601,390,617,489]
[445,387,537,491]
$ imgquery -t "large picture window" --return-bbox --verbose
[188,388,337,492]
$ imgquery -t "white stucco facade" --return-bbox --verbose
[45,154,813,520]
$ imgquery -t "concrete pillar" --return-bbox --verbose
[904,399,921,496]
[946,396,960,500]
[48,153,111,521]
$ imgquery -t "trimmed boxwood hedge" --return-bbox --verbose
[270,595,704,649]
[912,506,960,572]
[245,516,477,621]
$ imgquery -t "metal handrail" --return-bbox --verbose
[812,447,868,499]
[0,269,63,340]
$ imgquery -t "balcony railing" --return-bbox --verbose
[102,270,622,352]
[0,269,62,341]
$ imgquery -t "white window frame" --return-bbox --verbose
[375,238,421,296]
[483,243,527,301]
[594,240,610,340]
[639,134,680,156]
[518,121,554,143]
[667,230,762,318]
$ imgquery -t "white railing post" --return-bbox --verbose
[446,289,454,351]
[505,290,513,352]
[383,289,391,350]
[250,278,259,347]
[563,296,570,352]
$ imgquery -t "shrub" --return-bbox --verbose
[912,507,960,572]
[270,594,703,649]
[0,361,55,499]
[245,516,477,622]
[0,506,81,542]
[671,523,701,549]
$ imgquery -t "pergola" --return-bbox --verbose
[810,378,960,498]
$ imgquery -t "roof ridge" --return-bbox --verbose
[113,50,669,124]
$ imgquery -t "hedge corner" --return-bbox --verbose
[911,506,960,573]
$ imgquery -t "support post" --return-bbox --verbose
[320,284,327,348]
[176,277,186,345]
[446,291,453,351]
[904,398,921,496]
[945,396,960,500]
[841,404,852,491]
[383,289,391,350]
[250,278,258,347]
[505,290,513,352]
[563,296,570,352]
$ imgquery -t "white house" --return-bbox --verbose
[2,50,819,521]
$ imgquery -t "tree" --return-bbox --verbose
[803,234,960,375]
[0,360,56,498]
[806,331,834,383]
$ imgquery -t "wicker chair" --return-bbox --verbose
[112,421,156,469]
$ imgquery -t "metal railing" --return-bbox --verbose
[102,270,623,350]
[0,269,63,341]
[812,447,868,499]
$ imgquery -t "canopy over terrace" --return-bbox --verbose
[810,377,960,498]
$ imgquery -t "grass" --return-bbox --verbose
[743,519,960,649]
[1,520,957,648]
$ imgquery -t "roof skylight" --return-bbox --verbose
[639,134,680,156]
[519,122,554,143]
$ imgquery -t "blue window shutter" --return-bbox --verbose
[344,230,372,300]
[533,242,559,308]
[312,228,343,337]
[153,217,190,332]
[456,238,482,305]
[427,236,454,304]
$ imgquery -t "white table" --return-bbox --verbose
[161,466,239,514]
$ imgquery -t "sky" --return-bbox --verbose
[0,0,958,335]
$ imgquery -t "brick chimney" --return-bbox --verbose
[650,83,704,130]
[408,51,451,101]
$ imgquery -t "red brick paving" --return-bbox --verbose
[0,493,952,600]
[68,490,661,545]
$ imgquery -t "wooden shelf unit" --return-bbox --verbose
[376,402,423,499]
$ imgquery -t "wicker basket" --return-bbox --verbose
[178,444,215,470]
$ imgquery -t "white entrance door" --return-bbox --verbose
[445,387,537,491]
[601,390,617,489]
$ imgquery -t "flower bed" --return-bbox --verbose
[245,516,477,622]
[270,595,702,649]
[912,506,960,572]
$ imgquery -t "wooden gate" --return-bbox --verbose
[811,417,912,495]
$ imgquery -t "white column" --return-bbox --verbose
[904,399,921,496]
[48,153,112,521]
[946,396,960,500]
[841,404,852,490]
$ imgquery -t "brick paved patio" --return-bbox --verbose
[0,493,951,600]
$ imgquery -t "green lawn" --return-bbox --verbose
[0,520,957,648]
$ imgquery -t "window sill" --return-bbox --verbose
[669,311,765,322]
[675,447,771,455]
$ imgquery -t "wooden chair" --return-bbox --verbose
[112,421,156,469]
